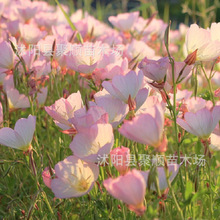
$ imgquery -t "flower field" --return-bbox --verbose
[0,0,220,219]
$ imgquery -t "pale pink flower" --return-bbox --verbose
[93,58,128,82]
[69,106,108,132]
[108,12,139,32]
[51,156,99,198]
[125,39,155,61]
[0,3,4,16]
[102,70,144,103]
[94,89,129,128]
[70,124,114,163]
[110,146,130,175]
[119,104,165,148]
[185,97,213,113]
[20,24,47,44]
[142,18,167,40]
[141,164,180,191]
[210,125,220,151]
[66,42,104,74]
[210,22,220,42]
[70,9,83,23]
[0,115,36,151]
[97,30,123,46]
[45,91,83,130]
[169,89,192,105]
[3,75,14,90]
[37,35,69,65]
[6,88,30,110]
[185,24,220,62]
[83,14,111,37]
[32,60,51,79]
[7,20,20,36]
[135,87,150,111]
[104,169,146,216]
[52,24,72,40]
[16,0,38,21]
[35,12,58,30]
[0,41,15,70]
[177,106,220,139]
[136,96,162,116]
[138,57,169,83]
[36,87,48,105]
[42,167,55,189]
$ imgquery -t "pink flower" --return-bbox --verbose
[169,89,192,104]
[6,88,30,110]
[210,125,220,151]
[93,58,128,82]
[42,167,55,189]
[37,36,69,65]
[119,104,165,148]
[139,57,169,83]
[7,20,20,36]
[185,97,213,113]
[185,24,220,62]
[136,96,162,116]
[94,89,129,128]
[108,12,139,32]
[20,24,47,44]
[177,106,220,139]
[35,12,58,30]
[70,124,114,163]
[0,41,15,70]
[125,39,155,61]
[45,91,83,130]
[51,156,99,198]
[0,115,36,151]
[210,22,220,42]
[103,169,146,216]
[36,87,48,105]
[66,42,104,74]
[69,106,108,132]
[16,0,38,21]
[0,2,4,16]
[141,164,180,191]
[110,146,130,175]
[102,70,144,103]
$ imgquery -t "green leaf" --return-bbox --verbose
[185,180,193,200]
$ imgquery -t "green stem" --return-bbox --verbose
[165,166,184,220]
[169,57,185,201]
[201,64,215,105]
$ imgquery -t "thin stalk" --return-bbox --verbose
[164,164,184,220]
[201,64,215,105]
[169,57,185,199]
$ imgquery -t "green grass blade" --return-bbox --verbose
[54,0,84,44]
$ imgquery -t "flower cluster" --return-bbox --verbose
[0,0,220,218]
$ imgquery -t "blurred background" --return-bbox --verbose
[52,0,220,28]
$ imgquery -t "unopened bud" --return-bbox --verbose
[128,95,136,111]
[184,49,198,65]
